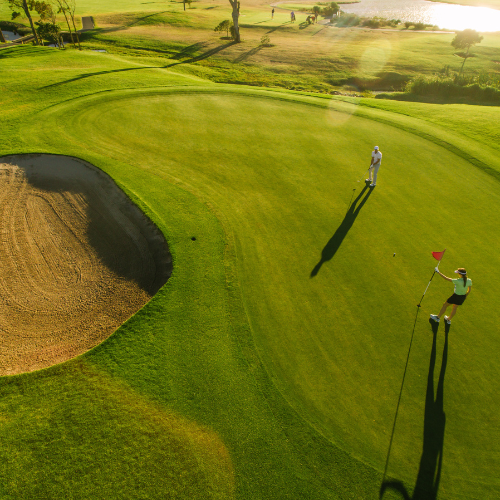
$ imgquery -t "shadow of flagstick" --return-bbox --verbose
[310,184,373,277]
[380,327,448,499]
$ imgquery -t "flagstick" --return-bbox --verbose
[417,250,446,307]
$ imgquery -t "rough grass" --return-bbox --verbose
[72,17,500,93]
[3,0,500,94]
[0,45,500,499]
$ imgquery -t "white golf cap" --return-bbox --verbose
[374,146,379,150]
[454,269,467,275]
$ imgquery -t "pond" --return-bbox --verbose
[341,0,500,31]
[2,31,21,41]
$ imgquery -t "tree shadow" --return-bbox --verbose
[310,184,373,277]
[233,45,263,63]
[166,41,236,65]
[265,22,290,34]
[380,328,448,500]
[0,46,41,59]
[81,11,172,37]
[171,41,207,60]
[41,42,236,88]
[312,26,327,36]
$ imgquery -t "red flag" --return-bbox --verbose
[432,250,446,261]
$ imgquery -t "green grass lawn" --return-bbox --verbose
[2,0,500,95]
[0,45,499,499]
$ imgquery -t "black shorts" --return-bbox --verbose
[447,293,467,306]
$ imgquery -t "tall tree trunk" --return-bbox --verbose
[69,16,81,49]
[22,0,41,45]
[458,45,470,78]
[229,0,240,42]
[62,0,81,49]
[0,29,6,43]
[61,8,76,47]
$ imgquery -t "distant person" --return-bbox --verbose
[366,145,382,187]
[430,268,472,324]
[291,11,295,22]
[272,8,275,18]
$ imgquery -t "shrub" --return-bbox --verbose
[362,17,383,28]
[321,2,339,17]
[214,19,233,38]
[333,13,360,27]
[405,76,500,103]
[359,17,399,28]
[413,22,426,30]
[35,21,61,46]
[260,34,271,46]
[404,21,412,28]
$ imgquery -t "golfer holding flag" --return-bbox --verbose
[430,268,472,324]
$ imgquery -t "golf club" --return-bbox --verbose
[347,166,371,210]
[356,166,371,184]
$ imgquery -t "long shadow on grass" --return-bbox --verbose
[310,184,372,277]
[233,45,264,63]
[171,41,207,60]
[41,42,236,88]
[380,325,448,500]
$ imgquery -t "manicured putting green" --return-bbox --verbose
[27,87,500,498]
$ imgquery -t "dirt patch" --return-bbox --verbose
[0,154,172,376]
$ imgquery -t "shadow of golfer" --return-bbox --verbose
[310,184,373,277]
[380,328,448,500]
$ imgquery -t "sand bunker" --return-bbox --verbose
[0,154,172,376]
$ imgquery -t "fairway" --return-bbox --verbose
[0,35,500,498]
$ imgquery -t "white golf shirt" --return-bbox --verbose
[371,150,382,166]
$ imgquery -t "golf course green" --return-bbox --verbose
[0,5,499,497]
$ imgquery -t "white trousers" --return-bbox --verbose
[369,163,380,184]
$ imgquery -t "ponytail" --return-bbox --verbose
[457,268,467,287]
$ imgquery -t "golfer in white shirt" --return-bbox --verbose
[367,146,382,187]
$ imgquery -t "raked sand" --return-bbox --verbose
[0,154,172,375]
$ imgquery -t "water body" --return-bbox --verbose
[341,0,500,31]
[2,31,21,41]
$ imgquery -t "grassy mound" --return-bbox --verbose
[0,44,499,500]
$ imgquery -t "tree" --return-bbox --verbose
[330,2,340,15]
[55,0,81,49]
[452,29,483,77]
[36,20,62,47]
[54,0,76,47]
[214,19,232,38]
[228,0,240,43]
[0,29,6,43]
[7,0,53,45]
